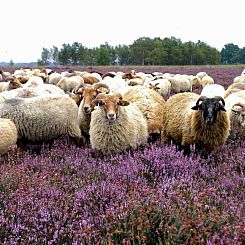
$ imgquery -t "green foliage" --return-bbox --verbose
[37,37,243,66]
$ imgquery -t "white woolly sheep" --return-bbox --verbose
[168,74,192,93]
[23,76,44,88]
[146,77,171,100]
[233,75,245,84]
[0,77,23,92]
[161,92,230,157]
[224,82,245,98]
[56,76,84,92]
[47,72,63,85]
[0,95,85,145]
[200,75,215,87]
[196,71,208,80]
[123,85,165,141]
[225,90,245,127]
[201,84,226,98]
[0,118,17,155]
[89,92,148,155]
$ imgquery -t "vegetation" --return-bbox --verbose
[0,66,244,244]
[37,37,245,67]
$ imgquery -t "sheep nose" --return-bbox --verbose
[108,113,116,121]
[83,106,90,113]
[205,118,213,125]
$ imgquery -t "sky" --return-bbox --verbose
[0,0,244,63]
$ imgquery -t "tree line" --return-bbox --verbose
[37,37,245,66]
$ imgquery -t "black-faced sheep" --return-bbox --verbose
[89,92,148,155]
[161,92,230,157]
[0,118,18,155]
[0,95,85,146]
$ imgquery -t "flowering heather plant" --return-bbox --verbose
[0,66,244,244]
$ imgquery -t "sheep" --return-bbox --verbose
[0,84,65,102]
[196,71,208,80]
[233,75,245,84]
[161,92,230,157]
[56,75,84,92]
[23,76,44,88]
[200,75,214,87]
[123,85,165,141]
[224,82,245,98]
[0,77,22,92]
[0,95,85,146]
[99,75,129,95]
[127,77,144,86]
[0,70,11,78]
[0,118,18,155]
[188,75,202,88]
[76,83,110,140]
[47,72,63,85]
[200,84,226,98]
[168,74,192,93]
[89,92,148,155]
[146,77,171,100]
[225,90,245,126]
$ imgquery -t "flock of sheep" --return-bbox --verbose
[0,67,244,157]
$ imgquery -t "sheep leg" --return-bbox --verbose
[69,136,86,146]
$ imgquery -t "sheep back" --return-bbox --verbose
[0,95,82,142]
[123,86,165,135]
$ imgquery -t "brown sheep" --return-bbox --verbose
[162,92,230,157]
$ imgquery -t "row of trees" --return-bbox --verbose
[37,37,244,66]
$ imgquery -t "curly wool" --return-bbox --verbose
[162,92,230,155]
[0,118,17,155]
[0,95,82,142]
[89,104,148,155]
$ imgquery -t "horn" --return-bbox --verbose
[214,96,225,107]
[92,82,110,93]
[232,102,245,110]
[196,96,208,106]
[113,92,123,100]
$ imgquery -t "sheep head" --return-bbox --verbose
[92,92,130,123]
[75,83,110,114]
[191,96,226,125]
[231,102,245,127]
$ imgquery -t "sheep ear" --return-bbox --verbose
[118,100,130,106]
[191,105,199,110]
[219,106,226,112]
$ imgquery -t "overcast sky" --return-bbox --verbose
[0,0,244,62]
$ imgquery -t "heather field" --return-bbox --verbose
[0,66,244,244]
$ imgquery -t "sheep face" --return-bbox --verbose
[80,87,98,114]
[231,103,245,127]
[92,94,129,123]
[192,96,226,125]
[76,83,110,114]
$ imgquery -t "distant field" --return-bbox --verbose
[0,65,244,244]
[2,64,245,88]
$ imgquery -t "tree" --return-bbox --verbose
[58,44,73,65]
[221,43,240,64]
